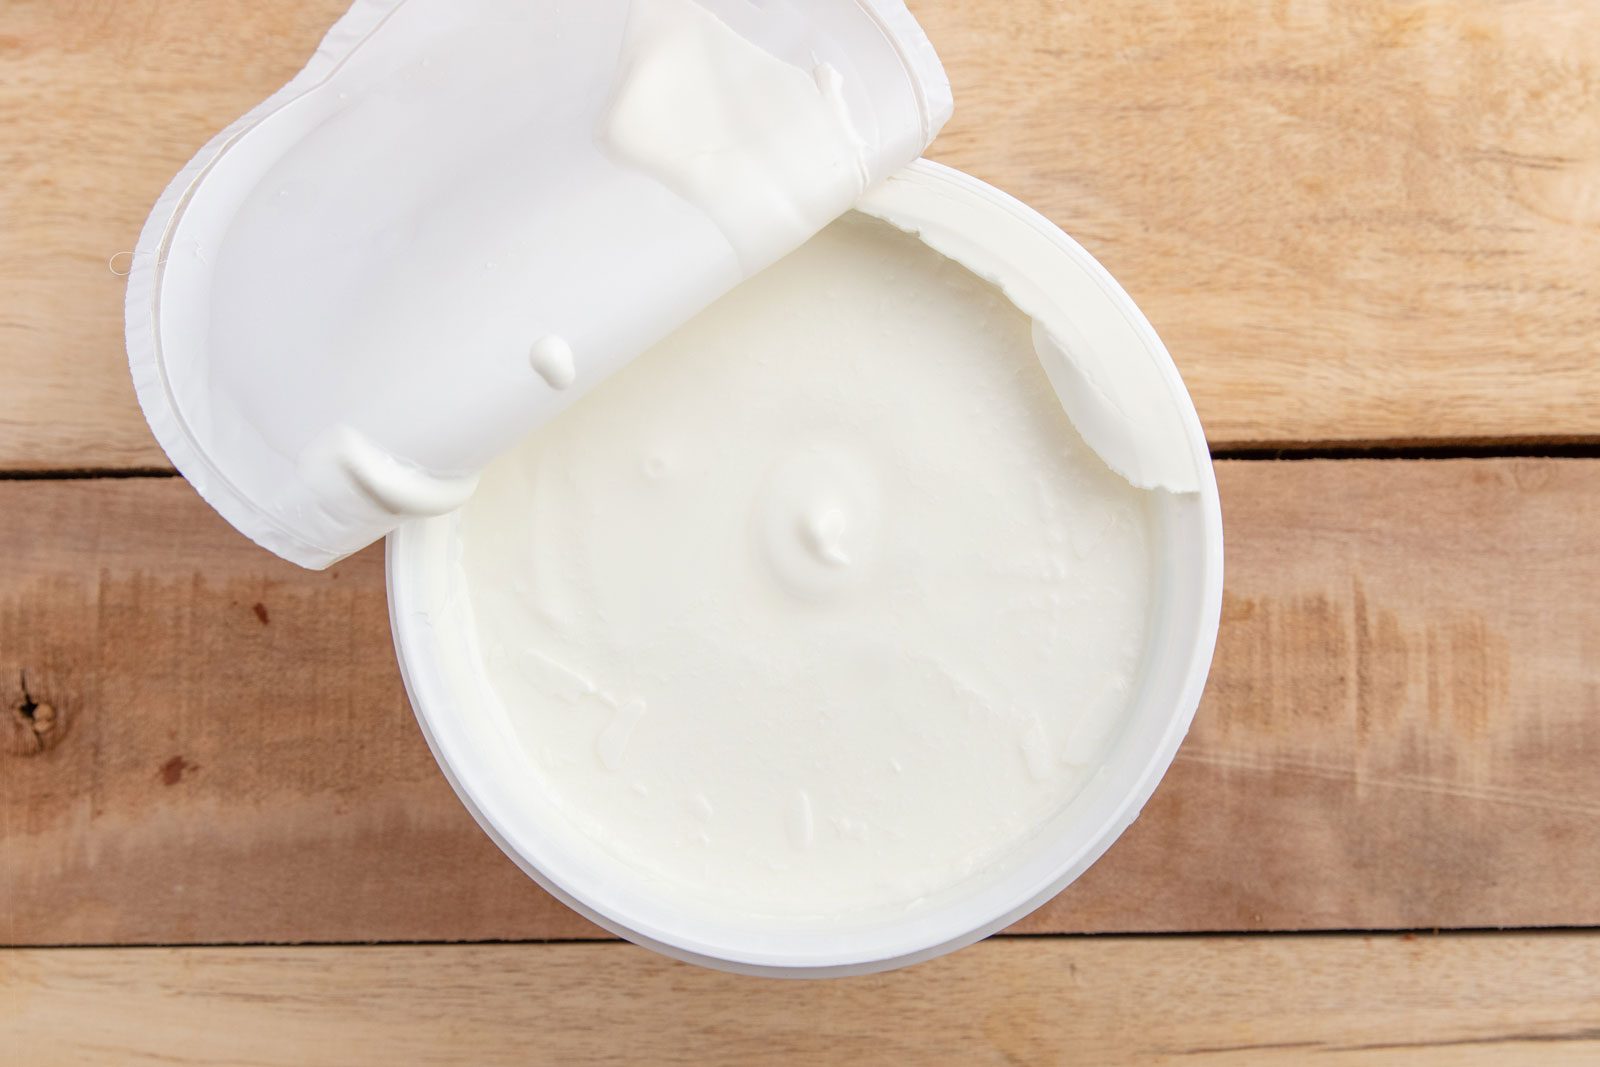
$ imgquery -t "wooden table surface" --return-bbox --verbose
[3,0,1599,1062]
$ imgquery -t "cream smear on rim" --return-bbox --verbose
[453,214,1156,918]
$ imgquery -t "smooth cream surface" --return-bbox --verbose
[457,214,1154,918]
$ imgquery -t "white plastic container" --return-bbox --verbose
[387,161,1223,977]
[127,0,1223,977]
[125,0,951,567]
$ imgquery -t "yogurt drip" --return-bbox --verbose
[455,215,1154,919]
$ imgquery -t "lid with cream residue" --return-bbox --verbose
[125,0,951,568]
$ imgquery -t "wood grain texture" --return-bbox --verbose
[3,0,1599,471]
[0,0,350,470]
[917,0,1600,448]
[4,459,1597,945]
[5,934,1600,1065]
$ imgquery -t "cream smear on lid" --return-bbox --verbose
[454,215,1155,918]
[124,0,950,567]
[604,0,873,273]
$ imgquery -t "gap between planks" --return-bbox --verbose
[5,440,1600,483]
[12,923,1600,953]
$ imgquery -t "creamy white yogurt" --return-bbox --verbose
[453,213,1155,919]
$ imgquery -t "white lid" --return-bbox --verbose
[126,0,951,568]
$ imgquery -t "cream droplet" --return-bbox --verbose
[529,335,576,390]
[758,445,881,600]
[799,506,852,567]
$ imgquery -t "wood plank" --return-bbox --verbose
[5,934,1600,1065]
[0,0,350,470]
[917,0,1600,449]
[4,1,1599,471]
[3,458,1597,945]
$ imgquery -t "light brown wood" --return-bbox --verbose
[3,1,1599,471]
[0,0,351,470]
[4,459,1597,945]
[916,0,1600,449]
[4,933,1600,1065]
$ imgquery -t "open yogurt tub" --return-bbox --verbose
[388,163,1222,976]
[126,0,1222,977]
